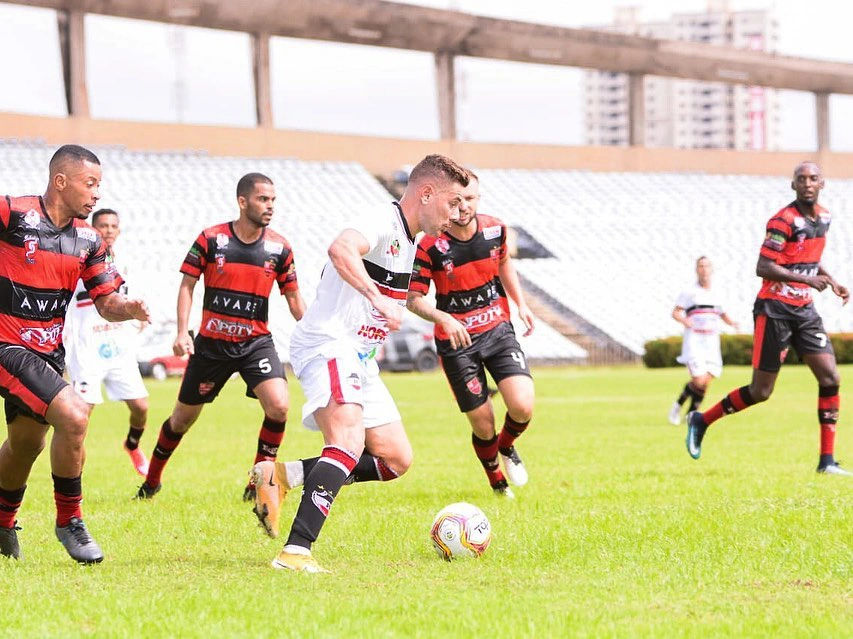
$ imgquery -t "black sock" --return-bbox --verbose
[687,385,706,412]
[125,427,144,450]
[677,383,691,405]
[286,446,358,549]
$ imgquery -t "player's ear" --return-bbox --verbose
[420,184,433,205]
[790,180,796,191]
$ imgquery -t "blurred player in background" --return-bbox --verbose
[251,154,470,573]
[686,162,851,475]
[668,256,739,425]
[407,171,535,498]
[0,145,149,564]
[134,173,305,500]
[64,208,150,477]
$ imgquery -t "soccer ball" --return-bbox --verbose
[430,502,492,560]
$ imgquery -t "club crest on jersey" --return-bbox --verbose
[78,248,90,266]
[387,239,401,257]
[198,382,215,396]
[22,209,40,228]
[24,235,38,264]
[466,377,482,395]
[490,247,500,261]
[264,257,277,277]
[483,225,501,240]
[435,238,450,254]
[442,259,454,278]
[215,233,229,249]
[215,253,226,273]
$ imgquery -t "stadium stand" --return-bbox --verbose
[476,168,853,354]
[0,140,584,363]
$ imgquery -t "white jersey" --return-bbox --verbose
[64,250,141,372]
[675,282,728,377]
[290,202,416,366]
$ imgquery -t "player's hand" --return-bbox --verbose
[126,298,151,323]
[173,330,195,356]
[808,274,831,291]
[517,304,535,337]
[374,297,404,332]
[440,315,471,350]
[831,282,850,305]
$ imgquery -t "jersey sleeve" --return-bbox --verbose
[180,231,208,278]
[0,197,10,232]
[674,289,692,309]
[82,236,123,301]
[347,209,384,252]
[409,241,434,295]
[277,245,299,293]
[759,214,791,261]
[498,222,508,262]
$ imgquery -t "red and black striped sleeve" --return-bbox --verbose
[180,231,208,278]
[410,240,434,295]
[82,235,123,300]
[276,244,299,293]
[759,210,792,261]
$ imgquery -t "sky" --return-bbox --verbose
[1,0,853,150]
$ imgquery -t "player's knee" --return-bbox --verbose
[263,404,288,424]
[8,433,46,461]
[750,385,773,403]
[388,449,413,476]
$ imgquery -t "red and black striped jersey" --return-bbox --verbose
[180,222,298,346]
[0,195,122,366]
[411,213,510,345]
[757,201,829,307]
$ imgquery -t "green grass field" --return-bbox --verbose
[1,365,850,638]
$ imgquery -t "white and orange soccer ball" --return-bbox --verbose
[430,502,492,560]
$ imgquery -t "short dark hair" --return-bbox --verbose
[237,173,273,199]
[49,144,100,174]
[408,155,469,189]
[91,208,119,226]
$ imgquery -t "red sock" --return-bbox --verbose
[0,486,25,528]
[818,385,840,457]
[703,385,756,426]
[472,434,504,485]
[254,417,286,465]
[498,413,530,452]
[53,474,82,527]
[146,418,185,488]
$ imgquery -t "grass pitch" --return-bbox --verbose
[1,365,850,638]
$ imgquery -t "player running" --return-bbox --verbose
[668,256,739,425]
[407,171,535,497]
[134,173,305,500]
[64,208,151,477]
[251,154,470,573]
[686,162,851,475]
[0,145,149,563]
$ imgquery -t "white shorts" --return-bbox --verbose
[294,349,401,431]
[68,360,149,405]
[677,334,722,378]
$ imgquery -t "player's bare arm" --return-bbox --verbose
[755,255,830,291]
[174,273,198,356]
[817,264,850,304]
[284,289,306,321]
[721,313,740,331]
[672,306,693,329]
[93,292,150,323]
[406,290,471,350]
[328,228,402,331]
[498,258,534,336]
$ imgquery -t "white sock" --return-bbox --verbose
[283,544,310,556]
[285,460,304,488]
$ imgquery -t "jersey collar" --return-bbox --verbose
[393,201,415,244]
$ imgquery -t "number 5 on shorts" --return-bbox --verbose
[258,357,272,374]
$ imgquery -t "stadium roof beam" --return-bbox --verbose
[11,0,853,148]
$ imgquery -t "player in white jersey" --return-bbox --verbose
[64,209,150,476]
[668,256,739,425]
[250,154,471,573]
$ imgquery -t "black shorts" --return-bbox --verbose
[177,334,285,405]
[0,343,68,425]
[440,322,532,413]
[752,303,834,373]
